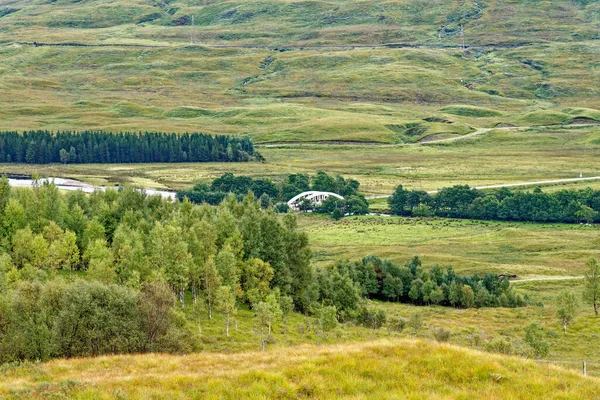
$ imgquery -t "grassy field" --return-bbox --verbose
[1,338,599,399]
[1,0,600,392]
[1,42,599,142]
[1,1,600,143]
[0,124,597,196]
[381,279,600,366]
[299,214,600,276]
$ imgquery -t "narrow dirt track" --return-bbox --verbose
[511,276,584,283]
[258,123,600,148]
[11,41,533,51]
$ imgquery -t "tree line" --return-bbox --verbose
[0,178,311,362]
[389,184,600,223]
[320,256,525,315]
[177,172,370,217]
[0,131,261,164]
[0,178,524,363]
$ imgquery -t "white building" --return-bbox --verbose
[287,191,344,211]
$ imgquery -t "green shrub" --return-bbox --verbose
[432,327,451,342]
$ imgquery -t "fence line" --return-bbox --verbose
[533,359,600,376]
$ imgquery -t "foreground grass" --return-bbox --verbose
[1,338,598,399]
[381,279,600,366]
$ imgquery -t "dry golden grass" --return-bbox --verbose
[1,338,599,399]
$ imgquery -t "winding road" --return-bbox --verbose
[367,176,600,199]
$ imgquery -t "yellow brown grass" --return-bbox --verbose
[1,339,599,399]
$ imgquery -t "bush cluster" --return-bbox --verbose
[0,279,192,363]
[328,255,525,309]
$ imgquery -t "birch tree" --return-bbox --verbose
[583,258,600,316]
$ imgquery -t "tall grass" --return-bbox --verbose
[1,339,598,399]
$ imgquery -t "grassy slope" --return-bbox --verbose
[299,214,600,276]
[1,339,599,399]
[0,43,598,142]
[0,1,600,142]
[382,279,600,366]
[1,0,600,47]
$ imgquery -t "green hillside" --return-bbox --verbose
[1,0,600,47]
[0,0,599,142]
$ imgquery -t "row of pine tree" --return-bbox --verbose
[0,131,259,164]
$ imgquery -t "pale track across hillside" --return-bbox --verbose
[258,123,600,148]
[511,276,585,283]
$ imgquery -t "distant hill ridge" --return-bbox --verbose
[1,0,599,47]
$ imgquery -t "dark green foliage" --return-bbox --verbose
[332,208,343,220]
[281,174,310,201]
[0,8,19,19]
[0,180,318,363]
[0,131,259,164]
[0,279,189,364]
[53,280,144,358]
[330,256,524,309]
[313,266,362,320]
[310,171,360,197]
[177,171,369,217]
[211,173,279,198]
[389,184,600,223]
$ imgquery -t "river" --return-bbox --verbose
[7,176,177,201]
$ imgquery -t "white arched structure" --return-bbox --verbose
[287,191,344,211]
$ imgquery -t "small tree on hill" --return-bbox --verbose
[556,290,578,334]
[332,207,343,220]
[523,322,550,357]
[202,257,221,319]
[318,305,338,332]
[215,285,237,337]
[264,292,282,335]
[583,258,600,316]
[254,301,270,351]
[575,205,598,224]
[279,295,294,327]
[59,148,69,164]
[408,312,424,336]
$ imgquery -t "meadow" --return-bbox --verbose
[0,125,598,196]
[2,338,599,399]
[299,214,600,276]
[1,0,600,395]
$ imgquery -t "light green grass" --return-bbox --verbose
[1,338,599,399]
[2,124,596,196]
[299,214,600,276]
[0,42,599,143]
